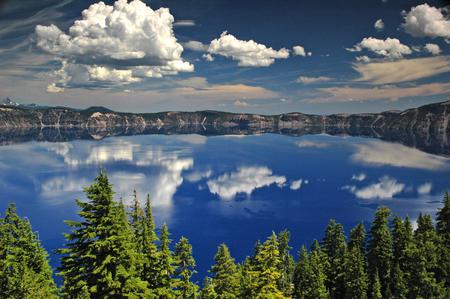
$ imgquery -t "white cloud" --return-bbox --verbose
[353,55,450,84]
[424,43,442,55]
[344,176,405,199]
[347,37,412,59]
[35,0,193,90]
[402,4,450,39]
[418,182,432,195]
[173,20,195,27]
[374,19,385,31]
[46,82,64,93]
[207,166,286,200]
[290,179,303,190]
[293,45,312,57]
[185,169,213,182]
[296,140,329,148]
[184,40,208,52]
[234,99,250,107]
[356,55,371,63]
[351,173,366,181]
[351,140,449,170]
[175,134,207,145]
[207,31,289,67]
[202,53,214,61]
[296,76,332,85]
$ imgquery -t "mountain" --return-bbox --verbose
[0,100,448,155]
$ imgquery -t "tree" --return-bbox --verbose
[293,245,328,299]
[142,194,160,290]
[391,263,406,299]
[343,247,368,299]
[371,270,382,299]
[210,243,240,298]
[200,277,217,299]
[367,207,393,297]
[0,204,58,298]
[322,219,346,298]
[277,230,294,297]
[436,192,450,288]
[155,224,177,298]
[348,223,366,255]
[174,237,198,298]
[59,170,149,298]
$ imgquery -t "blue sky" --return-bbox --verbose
[0,0,449,114]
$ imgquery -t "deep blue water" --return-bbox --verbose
[0,133,449,284]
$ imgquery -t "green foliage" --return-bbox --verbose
[367,207,393,297]
[174,237,198,298]
[0,204,58,298]
[2,172,449,299]
[322,219,346,298]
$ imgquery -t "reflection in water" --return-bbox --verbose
[0,133,448,281]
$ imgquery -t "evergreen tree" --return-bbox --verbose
[200,277,217,299]
[174,237,198,298]
[59,170,149,298]
[155,224,177,298]
[436,192,450,288]
[343,247,368,299]
[210,243,240,298]
[348,223,366,254]
[252,232,286,298]
[0,204,58,298]
[391,263,406,299]
[322,219,346,298]
[367,207,393,297]
[293,245,328,299]
[142,194,160,290]
[277,230,294,297]
[371,270,382,299]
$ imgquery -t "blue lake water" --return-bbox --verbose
[0,133,449,283]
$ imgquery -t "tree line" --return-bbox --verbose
[0,171,449,298]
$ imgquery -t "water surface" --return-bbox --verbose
[0,133,448,282]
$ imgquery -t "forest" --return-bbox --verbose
[0,170,449,298]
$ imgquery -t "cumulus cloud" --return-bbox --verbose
[234,99,251,107]
[374,19,385,31]
[296,140,329,148]
[417,182,433,195]
[347,37,412,59]
[353,55,450,84]
[207,31,289,67]
[343,176,405,199]
[183,40,208,52]
[352,173,367,181]
[402,4,450,39]
[207,166,286,200]
[35,0,193,90]
[296,76,332,85]
[424,43,442,55]
[293,45,312,57]
[351,140,449,170]
[290,179,303,190]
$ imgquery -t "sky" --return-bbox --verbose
[0,0,449,114]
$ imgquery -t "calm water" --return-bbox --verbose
[0,133,449,282]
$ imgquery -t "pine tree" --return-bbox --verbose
[322,219,346,298]
[367,207,393,297]
[371,270,382,299]
[155,224,177,298]
[391,263,406,299]
[210,243,240,298]
[293,245,328,299]
[0,204,58,298]
[348,223,366,254]
[200,277,217,299]
[59,170,149,298]
[174,237,198,298]
[277,230,294,297]
[343,247,368,299]
[142,194,160,290]
[436,192,450,288]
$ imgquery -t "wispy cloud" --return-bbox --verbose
[343,176,405,199]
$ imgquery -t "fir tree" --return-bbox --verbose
[367,207,393,297]
[200,277,217,299]
[174,237,198,298]
[0,204,58,298]
[156,224,177,298]
[436,192,450,288]
[343,247,368,299]
[371,270,382,299]
[322,219,346,298]
[210,243,240,298]
[348,223,366,254]
[277,230,294,297]
[391,263,406,299]
[59,170,149,298]
[142,194,160,291]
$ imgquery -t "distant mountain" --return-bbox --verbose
[0,97,20,107]
[0,97,53,110]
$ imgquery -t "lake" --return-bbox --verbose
[0,132,449,283]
